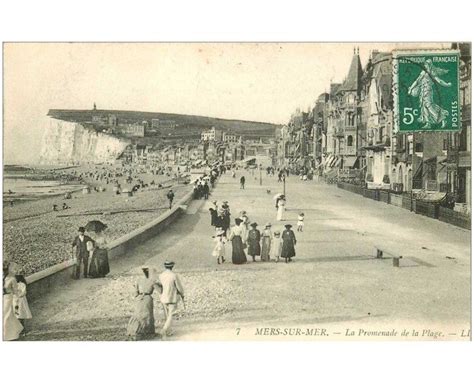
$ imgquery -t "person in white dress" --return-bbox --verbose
[276,196,286,221]
[297,213,305,232]
[271,231,283,262]
[240,211,249,241]
[3,262,23,341]
[212,228,227,265]
[14,274,32,332]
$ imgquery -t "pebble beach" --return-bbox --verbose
[3,167,190,276]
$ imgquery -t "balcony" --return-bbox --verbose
[335,128,345,138]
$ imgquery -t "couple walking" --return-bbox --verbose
[127,261,184,341]
[72,226,110,279]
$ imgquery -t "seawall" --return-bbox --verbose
[25,187,195,301]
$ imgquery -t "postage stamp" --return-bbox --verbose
[393,50,461,133]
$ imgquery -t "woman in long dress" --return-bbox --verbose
[228,218,247,264]
[14,275,32,331]
[271,231,282,262]
[276,197,286,221]
[260,223,272,262]
[3,262,23,341]
[247,222,261,262]
[127,266,157,340]
[281,224,297,263]
[240,211,249,241]
[94,231,110,277]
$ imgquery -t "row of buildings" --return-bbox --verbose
[92,110,176,138]
[121,128,276,168]
[275,44,471,214]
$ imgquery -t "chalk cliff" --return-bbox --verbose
[40,118,130,165]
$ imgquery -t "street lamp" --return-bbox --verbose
[259,164,262,186]
[283,175,286,197]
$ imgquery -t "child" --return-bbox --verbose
[14,274,32,334]
[212,228,227,265]
[297,213,305,232]
[271,231,282,263]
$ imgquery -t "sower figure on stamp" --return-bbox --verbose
[156,261,184,339]
[408,59,452,129]
[71,227,93,279]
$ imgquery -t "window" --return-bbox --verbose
[443,138,448,151]
[347,135,353,146]
[415,142,423,153]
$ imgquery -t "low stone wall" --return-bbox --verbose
[26,187,194,302]
[414,200,440,219]
[337,182,364,195]
[401,195,413,211]
[439,206,471,230]
[363,188,379,201]
[379,191,390,204]
[390,193,403,208]
[336,181,470,230]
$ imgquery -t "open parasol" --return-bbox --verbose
[85,220,108,233]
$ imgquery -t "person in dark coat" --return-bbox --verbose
[247,222,261,262]
[240,176,246,189]
[209,208,218,227]
[166,190,175,209]
[202,182,210,199]
[221,204,231,234]
[281,224,297,263]
[71,227,94,279]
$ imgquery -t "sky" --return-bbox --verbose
[3,42,448,164]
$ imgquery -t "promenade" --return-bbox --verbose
[25,171,471,341]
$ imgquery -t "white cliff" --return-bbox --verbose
[40,118,130,165]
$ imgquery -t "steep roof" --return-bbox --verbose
[340,50,363,92]
[329,83,342,98]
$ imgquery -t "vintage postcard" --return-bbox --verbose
[2,42,471,341]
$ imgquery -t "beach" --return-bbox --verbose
[3,164,190,276]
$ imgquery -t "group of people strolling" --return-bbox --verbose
[210,201,298,264]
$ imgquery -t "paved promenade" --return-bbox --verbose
[25,171,471,341]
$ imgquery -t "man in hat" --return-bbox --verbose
[71,227,94,279]
[240,176,246,189]
[156,261,184,339]
[166,189,175,209]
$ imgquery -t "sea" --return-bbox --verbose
[3,164,83,202]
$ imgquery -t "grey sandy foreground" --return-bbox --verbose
[25,172,471,341]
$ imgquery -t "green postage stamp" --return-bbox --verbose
[393,50,460,133]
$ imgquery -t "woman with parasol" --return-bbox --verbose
[85,220,110,278]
